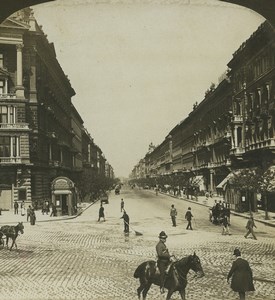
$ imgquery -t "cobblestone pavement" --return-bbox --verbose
[0,188,274,300]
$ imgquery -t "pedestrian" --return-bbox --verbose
[42,201,46,215]
[244,216,257,240]
[156,231,172,294]
[46,201,50,215]
[120,198,124,212]
[222,215,231,235]
[185,207,193,230]
[170,204,177,227]
[30,208,36,225]
[50,203,57,217]
[120,210,129,233]
[227,248,255,300]
[27,205,32,222]
[155,185,159,196]
[98,203,105,222]
[21,200,25,216]
[14,201,19,214]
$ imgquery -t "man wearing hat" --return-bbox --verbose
[185,207,193,230]
[156,231,171,294]
[227,248,255,300]
[244,216,257,240]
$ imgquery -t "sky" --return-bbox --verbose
[31,0,264,177]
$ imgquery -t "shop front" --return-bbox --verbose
[51,177,77,216]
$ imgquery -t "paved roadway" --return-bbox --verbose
[0,186,274,300]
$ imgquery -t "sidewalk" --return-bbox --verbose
[0,201,97,225]
[157,190,275,228]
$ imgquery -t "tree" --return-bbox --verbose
[257,168,275,220]
[74,170,117,202]
[230,169,259,213]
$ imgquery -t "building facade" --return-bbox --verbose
[131,21,275,212]
[0,9,114,212]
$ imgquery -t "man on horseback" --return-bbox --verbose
[156,231,171,294]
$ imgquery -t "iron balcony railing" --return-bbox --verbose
[0,123,29,130]
[0,157,22,163]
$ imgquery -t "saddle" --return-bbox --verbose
[152,261,176,277]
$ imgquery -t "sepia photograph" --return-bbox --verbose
[0,0,274,299]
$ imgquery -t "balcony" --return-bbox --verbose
[246,138,275,152]
[207,162,216,168]
[232,115,243,123]
[0,123,29,131]
[230,147,245,158]
[0,157,22,164]
[49,160,61,167]
[0,93,16,100]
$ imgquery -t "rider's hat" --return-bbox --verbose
[233,248,241,256]
[159,231,168,239]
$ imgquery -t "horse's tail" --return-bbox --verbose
[134,260,156,278]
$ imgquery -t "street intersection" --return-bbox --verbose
[0,187,274,300]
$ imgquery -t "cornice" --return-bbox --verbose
[0,1,55,24]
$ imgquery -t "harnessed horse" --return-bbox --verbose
[134,252,204,300]
[0,222,24,250]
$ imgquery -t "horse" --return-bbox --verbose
[134,252,204,300]
[0,222,24,250]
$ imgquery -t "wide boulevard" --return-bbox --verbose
[0,186,274,300]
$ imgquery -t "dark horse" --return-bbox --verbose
[134,253,204,300]
[0,222,24,250]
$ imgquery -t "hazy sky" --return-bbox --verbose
[31,0,264,177]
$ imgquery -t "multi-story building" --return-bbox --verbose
[82,127,107,177]
[0,9,114,213]
[131,21,275,212]
[71,104,83,173]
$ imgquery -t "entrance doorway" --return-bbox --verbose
[61,194,68,215]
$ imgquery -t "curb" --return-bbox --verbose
[0,200,100,225]
[36,199,100,223]
[157,191,275,228]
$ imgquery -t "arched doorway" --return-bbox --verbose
[51,176,77,216]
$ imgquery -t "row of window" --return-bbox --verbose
[0,105,16,123]
[0,136,20,157]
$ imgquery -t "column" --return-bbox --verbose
[234,127,238,147]
[10,137,13,158]
[16,137,20,157]
[4,78,8,94]
[29,49,37,102]
[7,106,10,123]
[15,44,24,98]
[210,169,214,193]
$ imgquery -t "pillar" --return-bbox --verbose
[29,49,37,102]
[210,169,214,193]
[15,44,24,98]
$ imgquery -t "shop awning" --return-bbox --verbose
[216,173,233,190]
[53,190,72,195]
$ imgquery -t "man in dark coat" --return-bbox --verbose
[185,207,193,230]
[156,231,171,294]
[120,210,129,233]
[14,201,19,214]
[30,208,36,225]
[98,204,105,222]
[227,248,255,300]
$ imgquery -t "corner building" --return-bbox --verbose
[0,9,77,210]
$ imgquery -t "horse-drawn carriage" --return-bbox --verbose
[209,203,230,225]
